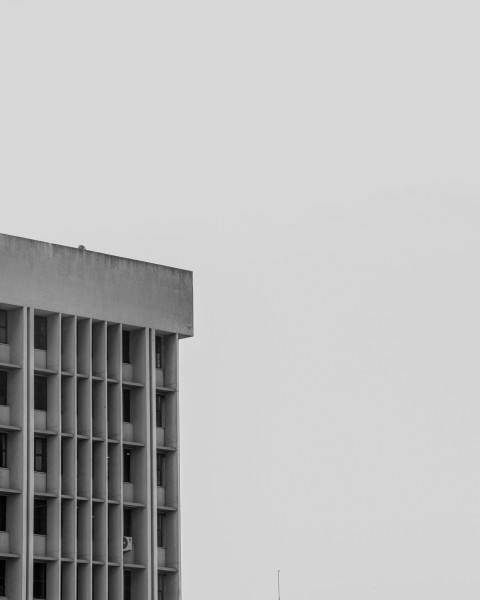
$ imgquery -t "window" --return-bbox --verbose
[0,496,6,531]
[34,316,47,351]
[156,453,164,487]
[34,437,47,472]
[122,330,130,364]
[158,574,163,600]
[155,336,163,369]
[34,499,47,535]
[157,512,164,547]
[123,449,131,483]
[123,569,132,600]
[124,509,131,537]
[122,389,131,423]
[156,394,165,428]
[34,376,47,411]
[0,560,5,596]
[33,562,46,599]
[0,371,7,406]
[0,435,7,469]
[0,311,7,345]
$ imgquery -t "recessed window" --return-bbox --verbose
[122,330,130,364]
[34,316,47,351]
[156,453,164,487]
[0,560,5,596]
[34,376,47,411]
[0,311,7,345]
[158,574,163,600]
[157,512,164,547]
[0,434,7,469]
[33,561,46,599]
[0,496,6,531]
[34,437,47,472]
[0,371,7,406]
[123,449,131,483]
[34,499,47,535]
[122,389,131,423]
[124,509,132,537]
[155,336,163,369]
[156,394,165,428]
[123,569,132,600]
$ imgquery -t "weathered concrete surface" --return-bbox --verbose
[0,234,193,336]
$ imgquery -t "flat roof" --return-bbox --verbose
[0,233,193,337]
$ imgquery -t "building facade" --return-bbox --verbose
[0,234,193,600]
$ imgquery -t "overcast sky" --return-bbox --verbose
[2,1,480,598]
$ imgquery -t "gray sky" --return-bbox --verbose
[2,1,480,598]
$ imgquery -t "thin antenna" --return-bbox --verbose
[278,570,281,600]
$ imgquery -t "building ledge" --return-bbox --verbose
[157,505,177,513]
[34,367,57,376]
[34,555,57,562]
[156,444,176,453]
[34,428,57,437]
[34,491,57,499]
[124,563,145,570]
[122,380,144,390]
[122,440,145,448]
[156,386,176,393]
[0,552,19,559]
[0,424,21,433]
[123,500,145,509]
[158,566,178,574]
[0,488,20,496]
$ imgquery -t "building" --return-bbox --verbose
[0,233,194,600]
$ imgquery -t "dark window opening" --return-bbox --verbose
[33,561,46,599]
[156,394,165,428]
[34,376,48,411]
[34,499,47,535]
[0,311,7,345]
[123,569,132,600]
[0,560,5,596]
[34,316,47,351]
[122,330,130,364]
[34,437,47,472]
[0,371,7,406]
[0,496,6,531]
[157,512,164,547]
[123,449,131,483]
[0,434,7,469]
[156,453,164,487]
[124,509,132,537]
[158,574,163,600]
[122,389,131,423]
[155,336,163,369]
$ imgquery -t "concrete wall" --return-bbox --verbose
[0,234,193,337]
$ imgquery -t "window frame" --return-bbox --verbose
[0,559,5,596]
[156,452,164,487]
[33,561,47,599]
[123,449,131,483]
[122,330,130,364]
[34,499,47,536]
[155,336,163,369]
[0,496,6,532]
[124,569,132,600]
[157,512,164,547]
[0,371,7,406]
[0,311,7,345]
[34,316,48,351]
[124,508,132,537]
[34,437,47,473]
[0,434,7,469]
[34,375,48,411]
[122,389,131,423]
[156,394,165,428]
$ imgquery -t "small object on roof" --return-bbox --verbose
[78,245,86,250]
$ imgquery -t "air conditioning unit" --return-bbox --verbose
[123,536,133,552]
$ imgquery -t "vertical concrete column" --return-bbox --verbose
[6,306,27,599]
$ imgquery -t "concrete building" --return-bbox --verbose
[0,233,193,600]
